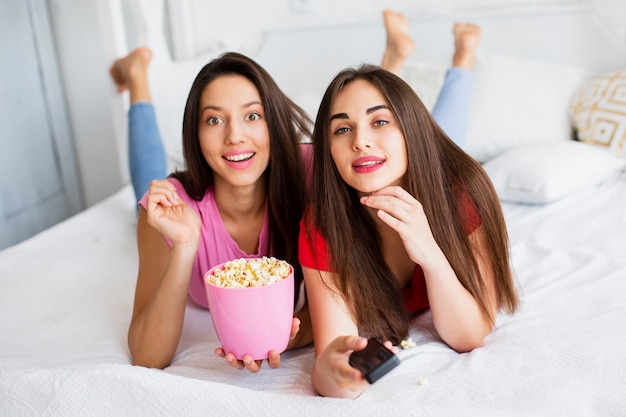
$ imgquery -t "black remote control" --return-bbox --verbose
[349,337,400,383]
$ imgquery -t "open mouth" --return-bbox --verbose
[224,152,254,162]
[353,160,383,168]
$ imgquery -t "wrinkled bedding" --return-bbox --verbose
[2,174,625,416]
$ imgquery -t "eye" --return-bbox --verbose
[246,112,262,122]
[333,126,351,135]
[373,119,389,127]
[206,116,223,126]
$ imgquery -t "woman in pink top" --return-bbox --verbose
[129,52,313,372]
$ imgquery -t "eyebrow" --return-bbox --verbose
[200,101,262,113]
[330,104,389,121]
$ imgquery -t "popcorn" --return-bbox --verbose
[205,257,291,288]
[400,337,417,350]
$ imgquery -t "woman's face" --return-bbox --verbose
[328,79,408,194]
[197,74,270,189]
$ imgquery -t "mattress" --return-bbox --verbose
[1,171,626,416]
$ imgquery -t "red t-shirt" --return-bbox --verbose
[298,190,481,315]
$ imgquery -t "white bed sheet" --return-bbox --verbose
[1,173,626,416]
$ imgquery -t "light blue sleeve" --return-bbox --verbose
[430,67,473,148]
[128,102,167,204]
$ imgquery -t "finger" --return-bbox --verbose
[383,340,399,353]
[361,193,416,217]
[267,351,281,369]
[148,180,180,205]
[340,361,366,383]
[360,196,412,224]
[289,317,301,340]
[375,208,405,231]
[224,353,245,370]
[333,335,368,354]
[242,356,262,373]
[214,347,226,358]
[369,186,417,205]
[146,191,178,210]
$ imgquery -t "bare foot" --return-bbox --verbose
[381,10,415,75]
[452,23,481,70]
[109,47,153,94]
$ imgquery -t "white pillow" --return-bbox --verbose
[483,141,625,204]
[464,54,588,163]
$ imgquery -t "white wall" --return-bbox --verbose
[48,0,127,207]
[180,0,626,60]
[47,0,626,207]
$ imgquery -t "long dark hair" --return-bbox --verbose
[307,64,517,343]
[171,52,312,305]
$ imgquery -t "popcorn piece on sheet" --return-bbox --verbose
[206,257,291,288]
[400,337,417,350]
[418,376,428,386]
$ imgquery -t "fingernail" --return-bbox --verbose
[243,359,252,365]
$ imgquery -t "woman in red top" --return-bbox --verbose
[298,65,518,399]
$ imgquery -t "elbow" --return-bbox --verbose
[446,328,489,353]
[128,331,172,369]
[130,355,170,369]
[129,348,171,370]
[450,337,484,353]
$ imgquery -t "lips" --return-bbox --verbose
[222,151,256,170]
[223,152,254,162]
[352,155,385,173]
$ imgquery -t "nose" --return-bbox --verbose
[351,128,372,151]
[225,119,245,144]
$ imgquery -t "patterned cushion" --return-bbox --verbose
[570,68,626,157]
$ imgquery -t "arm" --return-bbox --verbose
[289,300,313,349]
[303,266,370,399]
[418,225,497,352]
[361,186,497,352]
[128,181,201,368]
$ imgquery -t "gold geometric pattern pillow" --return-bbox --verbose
[570,68,626,157]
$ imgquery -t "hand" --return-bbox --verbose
[214,318,301,373]
[360,186,440,266]
[145,180,201,247]
[315,336,370,394]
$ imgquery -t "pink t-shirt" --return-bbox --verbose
[139,177,270,309]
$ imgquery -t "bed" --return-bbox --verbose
[2,5,626,417]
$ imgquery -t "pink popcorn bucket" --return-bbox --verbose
[203,259,295,360]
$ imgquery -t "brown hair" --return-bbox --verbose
[306,64,517,343]
[171,52,312,305]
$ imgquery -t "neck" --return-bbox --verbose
[214,180,267,221]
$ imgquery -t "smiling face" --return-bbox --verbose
[197,74,270,190]
[328,79,408,194]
